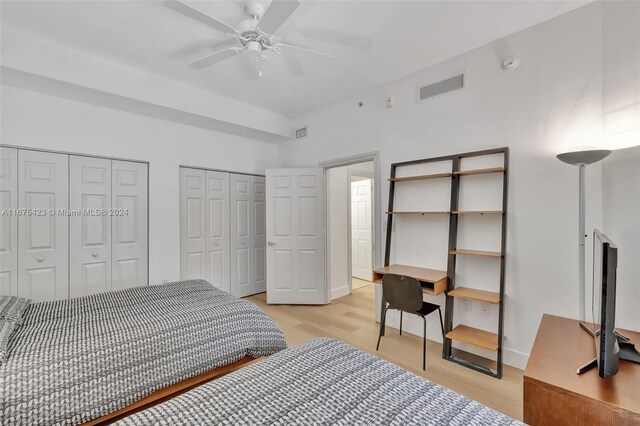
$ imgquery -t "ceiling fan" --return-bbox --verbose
[164,0,369,78]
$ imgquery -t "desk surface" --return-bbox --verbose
[525,314,640,416]
[373,264,447,283]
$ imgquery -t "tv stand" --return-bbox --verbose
[524,314,640,425]
[577,333,640,375]
[620,339,640,364]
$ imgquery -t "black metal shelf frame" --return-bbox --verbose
[384,147,509,379]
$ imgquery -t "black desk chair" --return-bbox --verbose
[376,273,444,370]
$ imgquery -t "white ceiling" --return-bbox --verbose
[1,0,589,119]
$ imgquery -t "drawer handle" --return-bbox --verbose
[92,253,98,258]
[37,257,44,262]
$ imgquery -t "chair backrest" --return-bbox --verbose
[382,274,423,313]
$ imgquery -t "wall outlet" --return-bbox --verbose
[463,300,472,313]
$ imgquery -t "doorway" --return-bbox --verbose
[326,160,376,300]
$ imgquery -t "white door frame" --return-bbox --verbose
[320,152,381,296]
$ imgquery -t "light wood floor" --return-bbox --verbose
[352,277,373,290]
[248,284,524,420]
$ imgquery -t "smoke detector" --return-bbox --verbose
[502,56,520,70]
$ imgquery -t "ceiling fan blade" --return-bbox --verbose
[164,0,237,35]
[284,56,304,77]
[277,42,335,59]
[210,38,241,51]
[297,26,373,50]
[189,48,240,69]
[258,0,300,35]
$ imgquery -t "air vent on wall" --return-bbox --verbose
[419,73,464,102]
[295,126,308,139]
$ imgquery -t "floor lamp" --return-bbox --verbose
[557,149,612,322]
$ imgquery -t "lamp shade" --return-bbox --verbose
[556,149,612,165]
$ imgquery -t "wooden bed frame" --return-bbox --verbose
[83,355,256,425]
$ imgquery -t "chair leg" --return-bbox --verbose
[422,316,427,371]
[437,307,445,338]
[376,307,389,351]
[399,311,403,335]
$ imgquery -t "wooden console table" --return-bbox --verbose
[524,314,640,425]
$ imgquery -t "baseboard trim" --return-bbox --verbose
[331,286,350,300]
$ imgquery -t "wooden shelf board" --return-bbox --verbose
[450,249,502,258]
[452,211,503,215]
[385,211,450,215]
[389,172,452,182]
[448,287,501,304]
[446,325,499,351]
[454,167,505,176]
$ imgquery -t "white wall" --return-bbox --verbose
[0,85,279,285]
[602,146,640,332]
[277,2,628,368]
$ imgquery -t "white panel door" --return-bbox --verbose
[205,170,230,292]
[112,160,148,290]
[69,156,112,298]
[0,148,18,296]
[230,173,253,297]
[18,150,69,301]
[180,168,206,280]
[266,168,326,304]
[351,179,373,281]
[252,176,266,294]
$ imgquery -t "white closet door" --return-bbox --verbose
[205,170,230,292]
[252,176,266,294]
[230,173,253,297]
[69,156,112,298]
[180,168,206,279]
[18,150,69,301]
[112,160,148,290]
[0,147,18,296]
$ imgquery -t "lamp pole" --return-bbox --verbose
[557,149,611,322]
[578,164,586,321]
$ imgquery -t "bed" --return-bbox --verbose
[116,338,523,426]
[0,279,287,425]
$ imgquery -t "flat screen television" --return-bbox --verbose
[577,230,640,377]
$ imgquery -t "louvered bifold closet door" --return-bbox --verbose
[205,171,230,293]
[69,156,112,298]
[17,150,69,301]
[252,176,266,294]
[111,160,148,290]
[230,173,253,298]
[180,168,207,280]
[0,147,18,296]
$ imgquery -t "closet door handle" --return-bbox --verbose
[37,257,44,262]
[267,241,276,246]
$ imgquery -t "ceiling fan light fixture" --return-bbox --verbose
[247,40,262,53]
